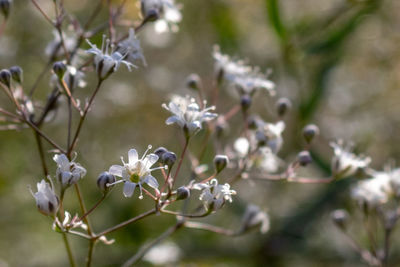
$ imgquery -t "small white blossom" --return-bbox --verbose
[213,46,275,96]
[255,121,285,154]
[53,211,87,231]
[141,0,182,33]
[162,95,217,136]
[108,146,165,198]
[45,30,77,58]
[30,179,59,216]
[193,179,236,211]
[53,154,87,188]
[351,172,392,208]
[144,242,181,265]
[330,141,371,179]
[234,137,250,157]
[240,204,270,234]
[86,35,135,79]
[116,28,146,66]
[256,147,282,173]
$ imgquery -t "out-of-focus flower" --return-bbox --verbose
[255,121,285,154]
[53,211,87,231]
[162,95,217,137]
[108,146,165,198]
[143,242,181,265]
[45,30,77,58]
[53,154,87,188]
[234,137,250,157]
[351,172,392,208]
[51,65,86,91]
[30,179,59,216]
[86,35,135,79]
[116,28,146,66]
[213,46,275,96]
[240,204,270,234]
[141,0,182,33]
[193,179,236,211]
[255,147,281,173]
[330,141,371,179]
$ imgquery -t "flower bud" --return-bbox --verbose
[186,73,201,90]
[276,97,291,117]
[0,69,11,88]
[154,147,168,160]
[214,154,229,173]
[31,179,59,216]
[97,172,116,193]
[161,151,177,168]
[240,95,252,111]
[297,150,312,166]
[303,124,319,144]
[176,186,190,200]
[331,209,349,230]
[53,61,66,79]
[9,66,23,83]
[140,0,161,22]
[247,116,258,130]
[0,0,11,19]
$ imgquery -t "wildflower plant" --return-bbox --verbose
[0,0,397,266]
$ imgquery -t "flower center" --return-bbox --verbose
[130,173,140,183]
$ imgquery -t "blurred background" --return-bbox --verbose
[1,0,400,266]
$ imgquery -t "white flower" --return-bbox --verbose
[141,0,182,33]
[30,179,59,216]
[53,211,87,231]
[255,121,285,154]
[256,147,282,173]
[86,35,136,79]
[51,65,86,90]
[108,146,165,198]
[240,204,270,234]
[351,172,392,208]
[162,95,217,136]
[53,154,87,188]
[234,137,250,157]
[193,179,236,211]
[116,28,146,66]
[213,46,275,96]
[330,141,371,178]
[45,30,77,58]
[144,242,181,265]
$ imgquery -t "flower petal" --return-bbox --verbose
[109,165,125,177]
[128,149,138,165]
[166,115,180,125]
[145,154,159,168]
[144,175,159,189]
[123,182,136,198]
[53,154,70,171]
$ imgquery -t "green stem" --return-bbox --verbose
[62,232,76,267]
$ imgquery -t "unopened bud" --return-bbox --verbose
[240,95,252,111]
[276,97,292,117]
[140,0,161,22]
[0,69,11,88]
[154,147,168,160]
[297,150,312,166]
[9,66,23,83]
[176,186,190,200]
[161,151,177,168]
[331,209,349,230]
[303,124,319,144]
[53,61,66,79]
[0,0,11,19]
[247,116,258,130]
[97,172,116,193]
[214,154,229,173]
[186,73,201,90]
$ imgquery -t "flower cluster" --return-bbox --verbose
[193,179,236,211]
[54,154,86,188]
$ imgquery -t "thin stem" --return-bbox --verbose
[74,184,93,236]
[31,0,54,26]
[34,130,49,177]
[383,228,391,267]
[67,97,72,148]
[160,208,211,218]
[68,80,103,157]
[95,209,156,238]
[122,222,184,266]
[61,232,76,267]
[25,118,66,153]
[67,230,92,240]
[184,221,236,236]
[86,240,95,267]
[79,194,106,222]
[170,137,189,190]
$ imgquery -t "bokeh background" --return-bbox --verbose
[1,0,400,266]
